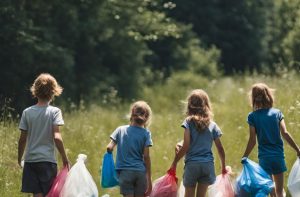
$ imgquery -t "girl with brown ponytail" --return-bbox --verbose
[106,101,153,197]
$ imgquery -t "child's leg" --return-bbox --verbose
[269,175,276,197]
[196,183,209,197]
[273,173,284,197]
[184,186,196,197]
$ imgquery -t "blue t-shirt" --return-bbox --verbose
[247,108,284,159]
[182,119,222,164]
[110,125,153,172]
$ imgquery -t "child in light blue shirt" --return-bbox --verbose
[171,89,226,197]
[242,83,300,197]
[110,125,152,171]
[106,101,153,197]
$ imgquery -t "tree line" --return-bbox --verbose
[1,0,300,114]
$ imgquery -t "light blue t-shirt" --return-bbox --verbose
[182,119,222,164]
[110,125,153,172]
[247,108,284,159]
[19,105,64,163]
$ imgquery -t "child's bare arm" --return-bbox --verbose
[280,119,300,157]
[242,125,256,158]
[53,125,69,168]
[18,130,27,167]
[172,128,190,167]
[144,147,152,196]
[106,140,116,153]
[214,138,226,173]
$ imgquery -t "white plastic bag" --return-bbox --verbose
[60,154,98,197]
[288,158,300,197]
[208,166,234,197]
[177,181,184,197]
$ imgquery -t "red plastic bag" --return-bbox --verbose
[208,166,234,197]
[150,168,178,197]
[46,166,68,197]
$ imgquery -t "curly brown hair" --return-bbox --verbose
[186,89,213,131]
[30,73,63,101]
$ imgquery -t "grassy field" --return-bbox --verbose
[1,72,300,196]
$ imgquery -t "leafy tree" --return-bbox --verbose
[167,0,271,73]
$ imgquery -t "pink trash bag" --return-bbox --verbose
[46,166,68,197]
[208,166,235,197]
[150,167,178,197]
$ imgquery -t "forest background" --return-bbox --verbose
[1,0,300,196]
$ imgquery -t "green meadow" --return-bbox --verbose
[1,72,300,196]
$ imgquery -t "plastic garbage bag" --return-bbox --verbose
[208,166,234,197]
[60,154,98,197]
[288,158,300,197]
[177,181,184,197]
[235,158,274,197]
[47,166,68,197]
[101,152,119,188]
[150,167,178,197]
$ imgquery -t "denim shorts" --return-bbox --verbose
[118,170,147,195]
[259,157,287,175]
[22,162,57,195]
[183,161,216,187]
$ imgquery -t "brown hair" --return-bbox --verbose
[129,101,152,128]
[186,89,213,131]
[30,73,63,101]
[249,83,274,110]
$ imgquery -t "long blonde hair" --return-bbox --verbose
[129,101,152,128]
[249,83,274,110]
[30,73,63,101]
[186,89,213,131]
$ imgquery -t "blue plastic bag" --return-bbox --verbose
[235,158,274,197]
[101,152,119,188]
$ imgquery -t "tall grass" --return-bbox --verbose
[1,72,300,196]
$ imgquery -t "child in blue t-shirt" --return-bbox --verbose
[171,89,226,197]
[106,101,153,197]
[18,73,70,197]
[242,83,300,197]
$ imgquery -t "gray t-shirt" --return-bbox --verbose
[19,105,64,163]
[110,125,153,171]
[182,119,222,163]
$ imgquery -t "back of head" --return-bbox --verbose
[250,83,274,110]
[30,73,63,101]
[130,101,152,128]
[186,89,213,131]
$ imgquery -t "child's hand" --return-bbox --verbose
[145,181,152,196]
[222,166,232,175]
[170,162,177,171]
[222,167,227,174]
[175,140,183,154]
[241,157,248,164]
[18,160,24,168]
[63,159,71,170]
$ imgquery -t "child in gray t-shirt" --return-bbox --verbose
[18,73,70,196]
